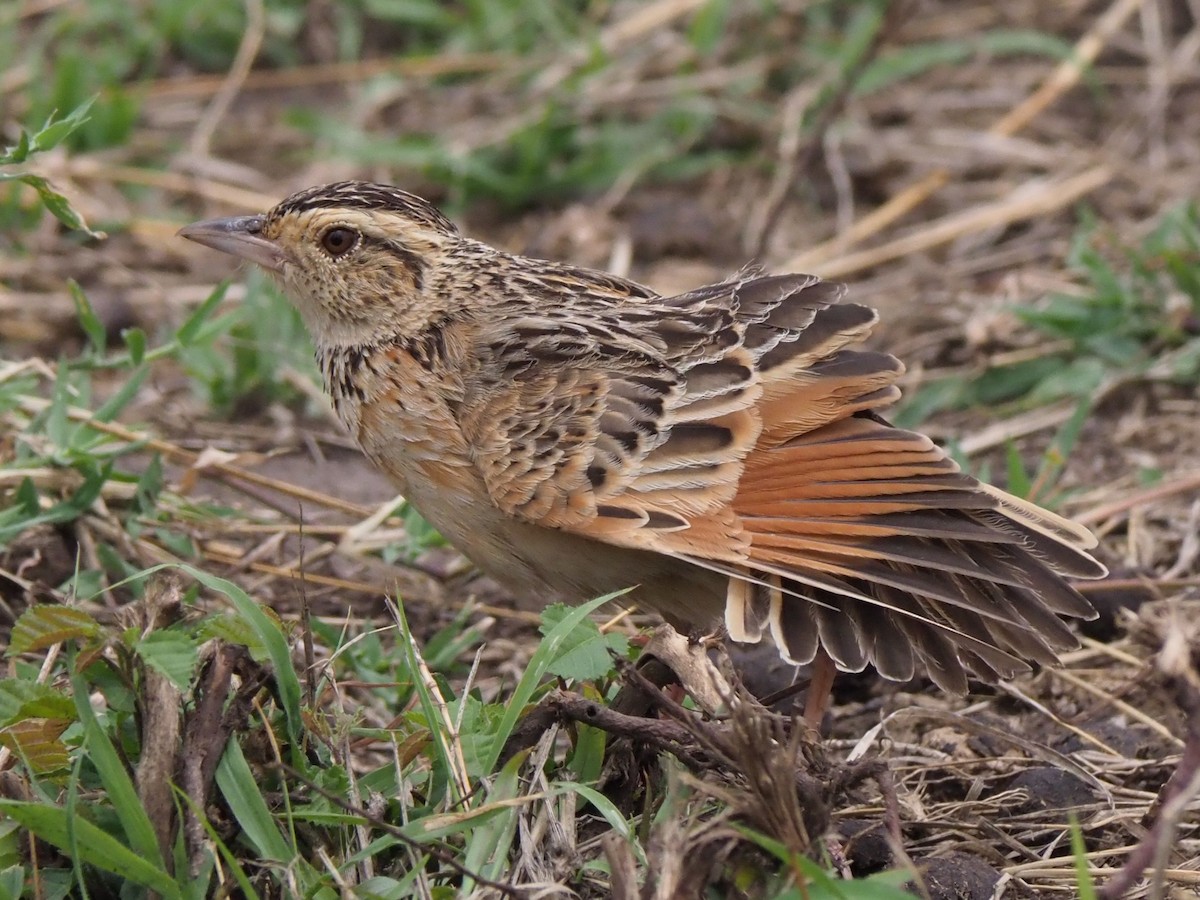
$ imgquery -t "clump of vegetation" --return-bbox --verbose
[902,204,1200,419]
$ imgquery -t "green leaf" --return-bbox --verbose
[972,357,1064,405]
[893,376,966,428]
[0,679,76,725]
[554,783,645,865]
[172,785,259,899]
[1,101,93,166]
[393,602,471,803]
[687,0,730,52]
[568,687,607,783]
[179,566,303,748]
[0,867,23,899]
[71,670,168,873]
[1004,442,1032,499]
[196,611,267,656]
[15,173,103,239]
[0,800,180,897]
[124,327,147,366]
[176,284,228,345]
[92,363,147,422]
[8,605,101,655]
[1025,356,1105,405]
[134,456,165,513]
[462,752,524,890]
[1069,815,1098,900]
[480,591,627,774]
[0,718,71,772]
[68,281,106,354]
[14,477,39,516]
[0,461,116,543]
[31,100,95,152]
[136,630,200,690]
[2,129,31,166]
[216,738,293,862]
[538,603,627,681]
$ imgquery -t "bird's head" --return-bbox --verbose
[179,182,462,346]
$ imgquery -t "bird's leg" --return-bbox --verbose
[803,647,837,731]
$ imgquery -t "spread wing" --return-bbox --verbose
[457,268,1106,690]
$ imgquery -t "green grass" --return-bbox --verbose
[893,204,1200,506]
[899,204,1200,424]
[0,575,926,897]
[4,0,1080,212]
[174,271,318,417]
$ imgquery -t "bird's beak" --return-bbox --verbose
[177,215,288,272]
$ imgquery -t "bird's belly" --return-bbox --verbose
[472,515,728,630]
[385,453,727,629]
[346,383,726,628]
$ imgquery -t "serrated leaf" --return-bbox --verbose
[196,612,265,656]
[0,718,71,772]
[0,679,76,725]
[480,592,627,774]
[8,605,101,655]
[0,801,179,897]
[136,630,199,690]
[538,603,626,682]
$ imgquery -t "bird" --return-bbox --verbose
[179,181,1106,727]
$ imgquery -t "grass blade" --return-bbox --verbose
[0,800,180,897]
[70,671,167,872]
[215,738,294,864]
[180,565,304,749]
[480,591,626,773]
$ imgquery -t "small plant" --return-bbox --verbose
[290,1,1082,213]
[900,204,1200,424]
[0,584,627,895]
[2,575,928,896]
[173,270,319,416]
[1,101,102,238]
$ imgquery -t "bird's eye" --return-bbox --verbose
[320,227,358,257]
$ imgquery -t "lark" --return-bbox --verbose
[180,181,1105,725]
